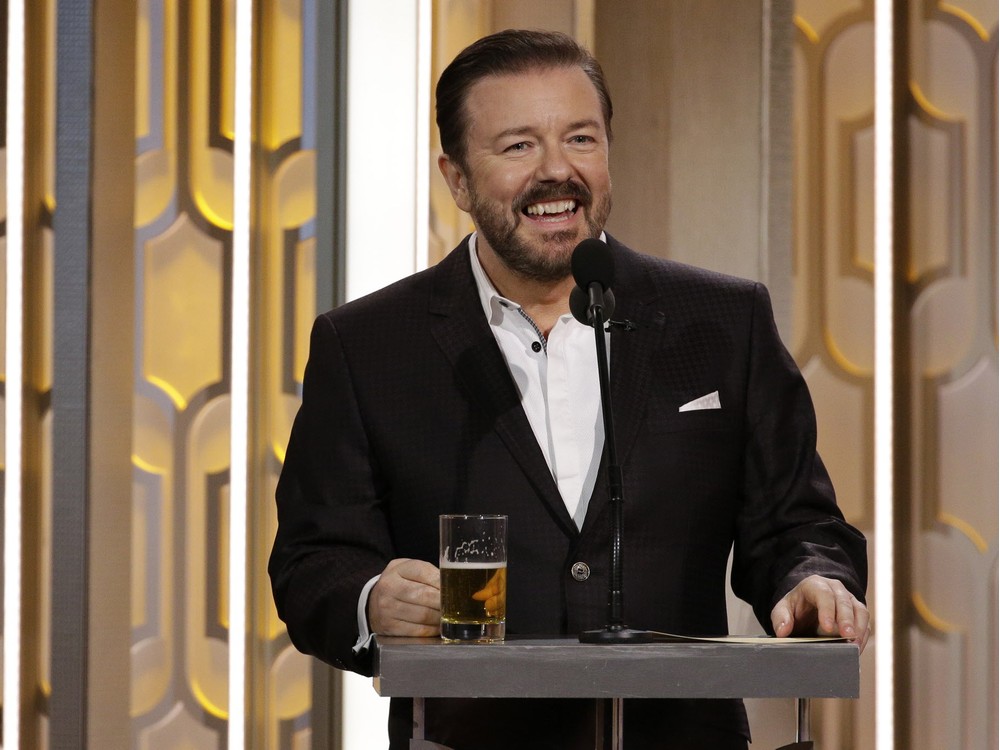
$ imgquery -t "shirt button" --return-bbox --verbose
[531,341,542,353]
[571,562,591,581]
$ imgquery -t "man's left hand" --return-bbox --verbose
[770,574,870,652]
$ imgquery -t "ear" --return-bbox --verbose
[438,153,472,213]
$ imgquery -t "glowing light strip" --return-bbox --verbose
[228,0,253,746]
[873,1,895,748]
[4,1,26,747]
[414,0,431,271]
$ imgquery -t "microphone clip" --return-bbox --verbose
[607,318,638,332]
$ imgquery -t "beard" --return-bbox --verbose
[469,179,612,283]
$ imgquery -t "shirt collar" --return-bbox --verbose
[467,231,609,327]
[467,232,516,326]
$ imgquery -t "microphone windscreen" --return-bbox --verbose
[569,286,590,325]
[571,238,615,291]
[570,286,616,326]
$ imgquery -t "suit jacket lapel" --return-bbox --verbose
[428,239,578,537]
[607,236,667,466]
[581,235,667,533]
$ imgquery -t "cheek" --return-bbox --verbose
[580,162,611,193]
[474,163,533,201]
[495,172,530,203]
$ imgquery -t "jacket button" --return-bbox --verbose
[571,562,591,581]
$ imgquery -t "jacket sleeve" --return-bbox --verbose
[268,314,393,676]
[730,283,868,631]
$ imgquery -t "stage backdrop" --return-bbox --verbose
[0,1,995,749]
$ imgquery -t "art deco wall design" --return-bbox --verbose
[132,0,315,746]
[2,2,995,748]
[793,1,998,747]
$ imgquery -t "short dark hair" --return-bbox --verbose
[435,29,613,168]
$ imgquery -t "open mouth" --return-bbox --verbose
[523,199,579,222]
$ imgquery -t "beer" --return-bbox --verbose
[441,562,507,621]
[439,514,507,642]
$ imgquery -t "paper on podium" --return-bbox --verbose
[646,632,850,644]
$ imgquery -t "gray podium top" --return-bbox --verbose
[372,635,860,700]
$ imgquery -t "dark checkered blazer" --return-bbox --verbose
[269,234,867,749]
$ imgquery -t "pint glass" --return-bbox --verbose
[439,514,507,642]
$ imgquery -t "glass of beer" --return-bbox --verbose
[439,514,507,642]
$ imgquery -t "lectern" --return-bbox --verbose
[372,635,859,750]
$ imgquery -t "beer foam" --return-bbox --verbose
[439,560,505,569]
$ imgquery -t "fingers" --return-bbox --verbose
[770,575,871,653]
[369,558,441,637]
[471,569,505,600]
[771,598,794,638]
[471,569,507,617]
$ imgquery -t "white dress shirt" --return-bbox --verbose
[354,233,608,651]
[467,232,606,528]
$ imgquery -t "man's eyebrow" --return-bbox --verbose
[566,118,602,131]
[494,126,534,140]
[493,119,602,140]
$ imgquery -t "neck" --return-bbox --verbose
[476,243,576,337]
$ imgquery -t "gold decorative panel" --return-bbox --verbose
[907,4,997,748]
[2,1,993,747]
[794,1,998,746]
[132,0,316,746]
[143,216,225,410]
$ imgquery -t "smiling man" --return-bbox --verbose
[270,30,869,750]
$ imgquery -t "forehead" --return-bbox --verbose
[463,66,604,139]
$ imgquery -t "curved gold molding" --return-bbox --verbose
[937,510,989,553]
[937,3,991,42]
[794,15,821,45]
[912,591,963,634]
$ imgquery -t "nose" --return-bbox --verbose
[534,144,574,182]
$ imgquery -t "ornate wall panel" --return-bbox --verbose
[132,0,231,744]
[132,0,315,746]
[794,0,998,747]
[255,0,317,746]
[906,3,997,748]
[793,4,880,744]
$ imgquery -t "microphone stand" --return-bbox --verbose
[579,282,654,645]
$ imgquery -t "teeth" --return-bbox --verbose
[526,199,576,216]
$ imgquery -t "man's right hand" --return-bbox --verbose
[368,558,441,637]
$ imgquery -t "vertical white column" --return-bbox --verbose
[873,1,895,748]
[229,0,254,746]
[345,0,430,302]
[342,1,431,748]
[414,0,431,273]
[3,1,26,747]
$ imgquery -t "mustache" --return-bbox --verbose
[512,180,592,214]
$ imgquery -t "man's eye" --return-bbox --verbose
[570,135,594,144]
[505,142,530,152]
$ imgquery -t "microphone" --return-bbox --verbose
[570,238,616,325]
[570,238,654,645]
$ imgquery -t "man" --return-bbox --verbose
[270,29,869,749]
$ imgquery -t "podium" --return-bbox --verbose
[372,635,860,750]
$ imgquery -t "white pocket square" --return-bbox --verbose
[678,391,721,412]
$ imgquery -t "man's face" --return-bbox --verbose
[441,66,612,283]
